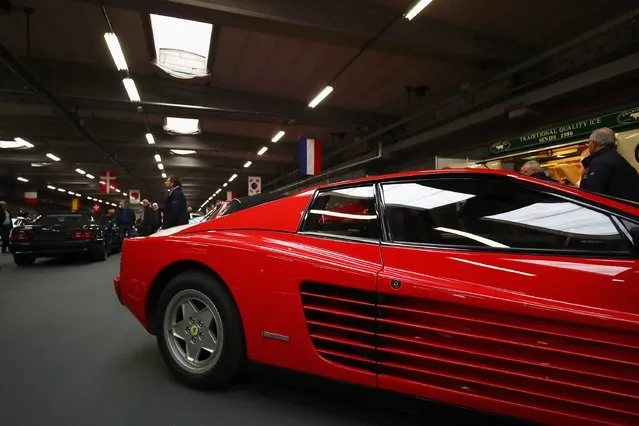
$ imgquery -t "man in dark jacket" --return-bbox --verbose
[580,128,639,202]
[163,176,189,229]
[115,200,136,239]
[139,199,155,236]
[519,160,556,182]
[0,201,12,253]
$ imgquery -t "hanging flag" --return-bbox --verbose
[24,191,38,205]
[248,176,261,196]
[129,189,141,204]
[299,138,322,176]
[99,171,117,194]
[226,191,236,200]
[71,197,80,212]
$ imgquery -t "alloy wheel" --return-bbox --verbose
[163,289,224,374]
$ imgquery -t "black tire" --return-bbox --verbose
[13,254,35,267]
[156,270,246,390]
[92,241,108,262]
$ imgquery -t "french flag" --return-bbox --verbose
[299,138,322,176]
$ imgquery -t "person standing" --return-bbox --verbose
[580,128,639,202]
[519,160,556,182]
[0,201,12,253]
[151,202,161,232]
[139,199,155,236]
[115,200,136,239]
[163,176,189,229]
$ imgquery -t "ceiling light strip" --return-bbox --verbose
[405,0,434,20]
[308,86,334,108]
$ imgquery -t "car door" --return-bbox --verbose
[375,175,639,426]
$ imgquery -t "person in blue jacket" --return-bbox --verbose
[115,200,136,239]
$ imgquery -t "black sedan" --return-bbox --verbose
[9,212,111,266]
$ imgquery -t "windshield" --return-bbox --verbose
[33,214,92,227]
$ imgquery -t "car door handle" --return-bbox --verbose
[390,279,401,290]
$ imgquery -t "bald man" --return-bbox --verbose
[580,127,639,202]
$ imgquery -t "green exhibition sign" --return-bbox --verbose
[488,106,639,155]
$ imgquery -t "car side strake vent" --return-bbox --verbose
[377,294,639,426]
[301,282,377,373]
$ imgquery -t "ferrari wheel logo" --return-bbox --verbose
[190,325,199,336]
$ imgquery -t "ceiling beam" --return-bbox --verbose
[0,58,395,130]
[72,0,533,67]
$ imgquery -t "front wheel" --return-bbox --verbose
[156,271,246,389]
[14,254,35,267]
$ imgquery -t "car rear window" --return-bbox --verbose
[34,214,92,227]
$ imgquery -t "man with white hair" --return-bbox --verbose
[519,160,555,182]
[580,127,639,202]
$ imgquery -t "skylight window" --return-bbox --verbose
[150,14,213,79]
[164,117,201,135]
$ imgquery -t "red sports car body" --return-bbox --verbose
[115,169,639,426]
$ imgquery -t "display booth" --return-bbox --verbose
[478,106,639,185]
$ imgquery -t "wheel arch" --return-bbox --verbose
[146,260,236,335]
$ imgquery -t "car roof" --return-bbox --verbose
[181,168,638,235]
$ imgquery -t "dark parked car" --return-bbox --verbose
[9,212,110,266]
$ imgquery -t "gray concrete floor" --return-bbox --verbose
[0,252,527,426]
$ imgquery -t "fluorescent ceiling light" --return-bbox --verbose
[164,117,200,135]
[123,192,128,197]
[17,177,28,182]
[76,168,86,175]
[405,0,434,20]
[0,138,34,149]
[146,133,156,145]
[122,78,141,102]
[154,154,162,162]
[104,32,128,71]
[170,149,196,155]
[31,163,50,167]
[158,163,164,170]
[222,183,228,187]
[150,14,213,79]
[308,86,334,108]
[87,196,93,200]
[257,146,268,156]
[271,130,285,143]
[98,199,103,203]
[115,189,121,193]
[14,137,34,148]
[86,174,95,179]
[46,153,61,161]
[57,188,66,192]
[67,191,74,195]
[243,161,252,168]
[47,185,56,190]
[229,173,237,182]
[161,172,167,178]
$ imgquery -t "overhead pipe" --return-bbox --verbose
[0,43,134,178]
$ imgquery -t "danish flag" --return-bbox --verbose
[99,171,117,194]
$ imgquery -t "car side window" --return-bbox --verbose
[301,185,380,240]
[381,178,632,254]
